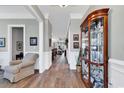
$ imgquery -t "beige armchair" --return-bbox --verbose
[3,53,39,83]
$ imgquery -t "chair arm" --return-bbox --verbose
[20,61,35,68]
[9,60,22,65]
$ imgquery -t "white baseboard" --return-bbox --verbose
[67,51,79,70]
[109,58,124,88]
[109,58,124,74]
[0,52,10,69]
[44,51,52,70]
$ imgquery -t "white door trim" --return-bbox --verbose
[8,24,25,61]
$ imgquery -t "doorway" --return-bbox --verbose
[8,25,25,61]
[12,27,23,60]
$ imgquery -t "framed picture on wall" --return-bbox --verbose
[73,42,79,49]
[30,37,37,46]
[16,41,23,51]
[73,34,79,41]
[0,38,5,47]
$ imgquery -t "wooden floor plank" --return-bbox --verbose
[0,54,85,88]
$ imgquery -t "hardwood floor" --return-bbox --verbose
[0,54,85,88]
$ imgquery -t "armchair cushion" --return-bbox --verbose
[10,60,22,65]
[21,53,39,68]
[4,65,21,74]
[22,53,39,63]
[20,60,35,68]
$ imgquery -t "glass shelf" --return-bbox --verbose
[89,61,104,66]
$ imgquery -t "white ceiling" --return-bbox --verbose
[0,5,35,19]
[38,5,89,40]
[0,5,89,40]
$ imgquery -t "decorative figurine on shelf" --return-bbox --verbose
[90,65,104,88]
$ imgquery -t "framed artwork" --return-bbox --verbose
[73,42,79,49]
[49,38,52,47]
[30,37,37,46]
[73,34,79,41]
[16,41,23,51]
[0,38,5,47]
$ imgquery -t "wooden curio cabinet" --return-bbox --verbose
[80,8,109,88]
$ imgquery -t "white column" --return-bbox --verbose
[67,28,71,64]
[68,27,77,70]
[39,21,45,73]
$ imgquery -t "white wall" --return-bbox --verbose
[0,19,39,69]
[0,19,39,52]
[44,19,52,51]
[109,59,124,87]
[67,19,81,69]
[0,52,9,68]
[44,19,52,69]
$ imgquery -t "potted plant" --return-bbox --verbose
[76,51,82,73]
